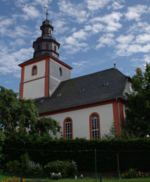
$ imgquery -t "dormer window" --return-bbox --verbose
[32,65,37,75]
[59,67,62,76]
[46,43,49,50]
[54,45,56,52]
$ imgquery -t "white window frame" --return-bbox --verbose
[91,114,99,139]
[65,119,72,139]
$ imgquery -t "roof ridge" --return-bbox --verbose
[61,68,126,83]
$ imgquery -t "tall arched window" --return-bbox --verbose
[46,29,48,33]
[32,65,37,75]
[46,43,49,50]
[89,113,100,139]
[63,117,73,139]
[59,67,62,76]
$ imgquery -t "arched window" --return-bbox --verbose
[32,65,37,75]
[46,29,48,33]
[38,45,40,51]
[63,117,73,139]
[89,113,100,139]
[59,67,62,76]
[46,43,49,50]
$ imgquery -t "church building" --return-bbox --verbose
[19,12,132,139]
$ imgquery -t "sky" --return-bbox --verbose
[0,0,150,93]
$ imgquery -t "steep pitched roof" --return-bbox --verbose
[34,68,128,114]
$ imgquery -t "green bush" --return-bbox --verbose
[5,160,21,173]
[44,160,77,177]
[121,168,137,178]
[26,160,43,175]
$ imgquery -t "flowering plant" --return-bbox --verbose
[51,172,62,178]
[1,176,26,182]
[44,160,77,177]
[26,160,43,175]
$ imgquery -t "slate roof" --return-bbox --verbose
[34,68,128,114]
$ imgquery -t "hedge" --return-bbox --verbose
[1,135,150,172]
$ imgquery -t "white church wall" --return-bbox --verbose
[24,60,45,82]
[45,103,113,139]
[23,78,45,99]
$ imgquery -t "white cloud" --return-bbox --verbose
[10,25,32,38]
[85,23,104,34]
[140,54,150,63]
[90,12,123,32]
[53,20,69,34]
[85,0,110,11]
[115,43,150,56]
[22,5,41,20]
[0,18,14,34]
[116,35,135,44]
[125,5,148,21]
[58,0,87,23]
[136,34,150,44]
[127,22,150,34]
[96,33,115,49]
[73,30,89,40]
[72,61,89,67]
[0,46,33,77]
[9,39,26,47]
[107,2,124,10]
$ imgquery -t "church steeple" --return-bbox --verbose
[33,8,60,59]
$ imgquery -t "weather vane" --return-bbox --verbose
[45,5,49,20]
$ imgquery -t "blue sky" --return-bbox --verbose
[0,0,150,93]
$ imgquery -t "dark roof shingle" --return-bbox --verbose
[35,68,127,114]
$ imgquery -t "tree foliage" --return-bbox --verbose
[0,86,61,137]
[125,63,150,137]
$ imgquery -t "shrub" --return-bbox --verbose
[5,160,21,173]
[121,168,137,178]
[26,160,43,175]
[44,160,77,177]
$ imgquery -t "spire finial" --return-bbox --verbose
[114,61,116,69]
[45,5,49,20]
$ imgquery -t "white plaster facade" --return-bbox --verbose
[24,78,45,99]
[24,60,45,82]
[45,103,113,139]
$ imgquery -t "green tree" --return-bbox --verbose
[124,63,150,137]
[0,86,61,137]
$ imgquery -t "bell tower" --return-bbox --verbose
[19,10,72,100]
[33,11,60,59]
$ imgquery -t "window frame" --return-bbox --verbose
[89,112,100,140]
[63,117,73,139]
[32,65,38,76]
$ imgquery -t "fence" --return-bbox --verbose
[0,147,150,182]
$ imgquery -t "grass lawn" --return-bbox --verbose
[1,175,150,182]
